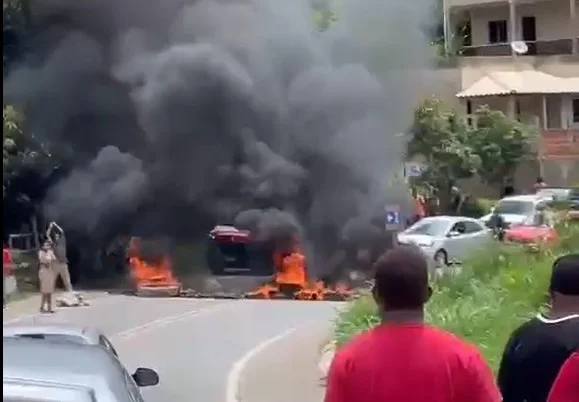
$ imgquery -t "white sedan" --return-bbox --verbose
[397,216,492,266]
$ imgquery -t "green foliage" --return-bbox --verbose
[3,0,29,64]
[409,99,480,189]
[408,99,535,199]
[470,106,535,188]
[311,0,338,31]
[459,197,496,218]
[333,222,579,372]
[3,105,53,195]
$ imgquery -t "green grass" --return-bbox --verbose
[333,222,579,372]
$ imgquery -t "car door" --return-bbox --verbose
[124,370,146,402]
[444,221,470,261]
[461,220,489,256]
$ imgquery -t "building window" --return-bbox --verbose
[488,20,508,43]
[573,98,579,123]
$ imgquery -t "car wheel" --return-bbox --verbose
[434,250,447,267]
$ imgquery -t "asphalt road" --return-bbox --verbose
[4,294,342,402]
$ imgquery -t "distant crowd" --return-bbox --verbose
[324,248,578,402]
[410,176,551,224]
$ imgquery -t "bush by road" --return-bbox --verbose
[333,221,579,371]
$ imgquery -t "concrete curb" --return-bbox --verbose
[318,341,337,377]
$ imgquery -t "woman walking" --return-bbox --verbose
[38,241,57,313]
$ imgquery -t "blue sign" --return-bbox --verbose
[386,210,400,225]
[385,204,401,230]
[404,162,426,178]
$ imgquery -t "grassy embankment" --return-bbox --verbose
[333,220,579,372]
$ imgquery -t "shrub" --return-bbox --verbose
[333,221,579,372]
[460,197,497,217]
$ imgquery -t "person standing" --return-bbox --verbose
[324,246,500,402]
[502,178,516,197]
[547,352,579,402]
[3,245,16,308]
[533,176,547,193]
[498,253,579,402]
[47,222,74,294]
[37,241,57,313]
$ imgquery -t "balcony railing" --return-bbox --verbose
[460,38,578,57]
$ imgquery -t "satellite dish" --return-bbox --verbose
[511,41,529,55]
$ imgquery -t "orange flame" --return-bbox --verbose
[128,238,181,289]
[246,247,352,301]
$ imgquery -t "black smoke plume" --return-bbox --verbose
[4,0,436,277]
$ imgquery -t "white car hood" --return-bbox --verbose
[480,213,528,225]
[397,234,436,246]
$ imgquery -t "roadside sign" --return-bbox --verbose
[404,162,426,178]
[385,204,402,230]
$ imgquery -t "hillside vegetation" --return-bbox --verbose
[334,221,579,371]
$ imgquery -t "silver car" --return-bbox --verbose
[3,337,159,402]
[397,216,492,266]
[3,324,119,357]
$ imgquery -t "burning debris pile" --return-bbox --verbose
[208,225,353,300]
[4,0,436,291]
[127,237,182,296]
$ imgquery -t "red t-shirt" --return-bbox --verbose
[325,323,501,402]
[548,352,579,402]
[3,247,15,276]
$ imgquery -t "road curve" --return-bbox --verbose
[4,295,341,402]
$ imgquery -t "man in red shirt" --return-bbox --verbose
[548,352,579,402]
[324,246,501,402]
[3,246,16,308]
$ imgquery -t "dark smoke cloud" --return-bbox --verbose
[44,146,149,233]
[4,0,436,275]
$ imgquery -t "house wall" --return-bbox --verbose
[466,0,575,46]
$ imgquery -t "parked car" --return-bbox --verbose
[504,223,558,246]
[397,216,492,267]
[536,187,573,201]
[480,195,550,228]
[3,337,159,402]
[3,324,119,357]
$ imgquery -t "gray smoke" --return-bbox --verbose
[4,0,436,275]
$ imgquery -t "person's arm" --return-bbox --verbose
[548,353,579,402]
[497,330,521,402]
[462,349,502,402]
[324,352,350,402]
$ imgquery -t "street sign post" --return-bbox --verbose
[404,162,427,178]
[385,204,402,231]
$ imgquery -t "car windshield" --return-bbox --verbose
[405,220,450,236]
[494,200,534,215]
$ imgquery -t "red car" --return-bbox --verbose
[505,224,558,246]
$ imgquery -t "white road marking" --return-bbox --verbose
[5,295,237,343]
[112,301,236,341]
[225,326,302,402]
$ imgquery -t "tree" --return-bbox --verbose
[311,0,338,31]
[3,105,55,197]
[407,98,480,211]
[3,105,25,193]
[469,106,535,194]
[408,99,536,210]
[3,0,30,67]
